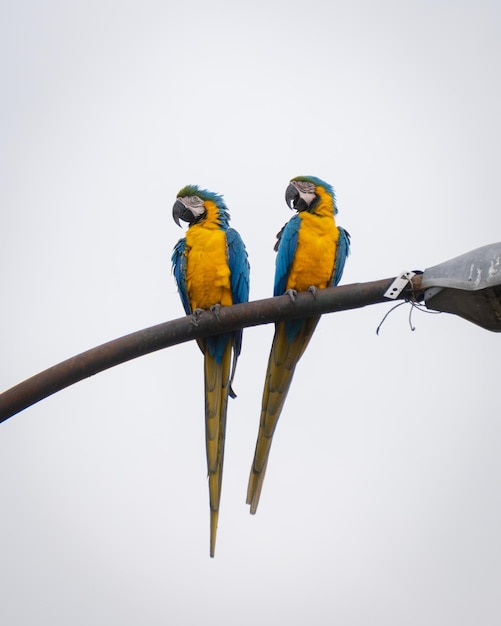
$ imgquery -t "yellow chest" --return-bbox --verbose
[184,224,233,310]
[286,212,340,292]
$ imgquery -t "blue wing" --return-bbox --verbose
[273,215,300,297]
[227,228,250,308]
[226,227,250,360]
[171,238,191,316]
[332,227,351,286]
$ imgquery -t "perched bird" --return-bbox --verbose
[171,185,250,556]
[246,175,350,514]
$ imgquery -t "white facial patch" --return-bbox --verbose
[178,195,206,218]
[294,180,316,195]
[293,180,317,206]
[299,190,317,205]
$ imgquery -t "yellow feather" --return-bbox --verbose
[286,211,339,292]
[204,342,232,557]
[246,317,320,514]
[185,201,233,310]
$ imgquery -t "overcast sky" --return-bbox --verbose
[1,1,500,624]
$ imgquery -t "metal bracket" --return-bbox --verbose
[384,271,417,300]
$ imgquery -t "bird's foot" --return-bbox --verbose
[210,303,222,321]
[191,308,205,327]
[285,289,298,303]
[308,285,318,299]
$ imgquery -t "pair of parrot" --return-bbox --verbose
[171,176,350,557]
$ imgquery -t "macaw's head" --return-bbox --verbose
[285,175,338,215]
[172,185,229,228]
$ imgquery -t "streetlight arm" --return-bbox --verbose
[0,275,422,424]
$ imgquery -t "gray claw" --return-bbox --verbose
[210,303,221,321]
[191,308,204,327]
[285,289,298,303]
[308,285,318,299]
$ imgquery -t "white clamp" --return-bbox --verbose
[384,271,417,300]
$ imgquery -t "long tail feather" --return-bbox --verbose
[204,343,232,556]
[247,316,320,514]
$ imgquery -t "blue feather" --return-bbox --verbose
[273,215,300,297]
[171,238,190,316]
[227,227,250,359]
[332,227,351,286]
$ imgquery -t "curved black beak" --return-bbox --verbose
[172,199,194,227]
[285,183,299,210]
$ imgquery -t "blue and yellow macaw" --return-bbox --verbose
[246,175,350,514]
[171,185,250,556]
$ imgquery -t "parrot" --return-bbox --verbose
[246,175,350,514]
[171,185,250,556]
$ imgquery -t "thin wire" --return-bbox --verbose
[377,272,440,335]
[376,298,441,335]
[408,300,416,331]
[376,301,407,335]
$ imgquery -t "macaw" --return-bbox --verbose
[171,185,250,556]
[246,175,350,514]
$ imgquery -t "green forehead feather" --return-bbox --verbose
[177,184,201,198]
[176,184,225,206]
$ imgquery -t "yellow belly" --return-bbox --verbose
[185,225,233,311]
[286,212,339,292]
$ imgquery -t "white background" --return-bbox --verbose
[1,1,500,624]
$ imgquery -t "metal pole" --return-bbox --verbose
[0,276,422,423]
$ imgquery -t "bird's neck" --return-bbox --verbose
[310,187,335,219]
